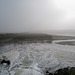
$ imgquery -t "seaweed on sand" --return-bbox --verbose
[45,67,75,75]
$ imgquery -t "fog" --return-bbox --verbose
[0,0,75,33]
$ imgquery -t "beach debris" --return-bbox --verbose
[1,60,10,66]
[0,56,10,66]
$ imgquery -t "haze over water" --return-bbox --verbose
[0,0,75,33]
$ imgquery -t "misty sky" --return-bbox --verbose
[0,0,75,33]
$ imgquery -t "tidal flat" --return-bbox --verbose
[0,33,75,75]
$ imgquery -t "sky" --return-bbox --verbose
[0,0,75,33]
